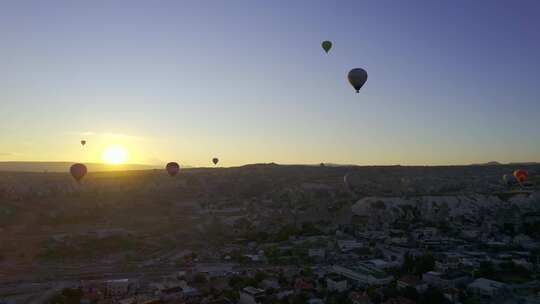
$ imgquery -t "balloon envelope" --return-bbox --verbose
[513,169,528,183]
[212,158,219,165]
[344,172,364,190]
[321,41,332,53]
[70,163,87,182]
[166,162,180,176]
[81,140,86,146]
[348,68,368,93]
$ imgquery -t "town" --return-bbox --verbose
[1,163,540,304]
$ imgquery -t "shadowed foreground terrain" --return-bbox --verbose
[1,163,539,303]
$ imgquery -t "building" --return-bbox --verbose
[260,278,280,290]
[383,297,415,304]
[294,277,314,291]
[380,246,421,265]
[106,279,135,297]
[195,264,233,278]
[422,271,442,287]
[308,248,326,260]
[349,291,372,304]
[422,271,471,289]
[239,287,265,304]
[367,259,399,270]
[467,278,508,299]
[337,240,364,252]
[443,287,460,303]
[326,274,348,292]
[397,275,428,293]
[332,264,393,286]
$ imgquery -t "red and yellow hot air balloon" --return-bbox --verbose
[70,163,87,182]
[166,162,180,177]
[513,169,528,184]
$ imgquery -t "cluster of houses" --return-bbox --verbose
[56,187,539,304]
[35,223,540,304]
[2,167,540,304]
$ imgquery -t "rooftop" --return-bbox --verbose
[468,278,506,291]
[398,275,421,286]
[242,286,265,295]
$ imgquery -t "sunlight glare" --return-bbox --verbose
[102,145,129,164]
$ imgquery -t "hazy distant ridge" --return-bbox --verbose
[470,161,539,166]
[1,161,538,172]
[0,162,161,172]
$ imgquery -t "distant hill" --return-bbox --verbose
[471,161,502,166]
[471,161,539,166]
[0,162,161,172]
[1,161,538,173]
[508,162,540,166]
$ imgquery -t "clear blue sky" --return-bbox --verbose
[1,0,539,166]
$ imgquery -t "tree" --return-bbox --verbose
[371,200,387,210]
[48,288,83,304]
[278,274,289,287]
[464,295,481,304]
[273,225,298,242]
[229,275,244,289]
[401,286,419,302]
[329,291,354,304]
[194,273,208,284]
[416,253,435,275]
[403,252,415,273]
[420,287,448,304]
[291,293,308,304]
[255,271,267,283]
[475,261,495,279]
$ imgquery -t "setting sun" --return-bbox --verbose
[102,146,129,165]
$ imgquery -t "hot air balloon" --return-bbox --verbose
[514,169,528,184]
[81,140,86,146]
[166,162,180,177]
[344,173,355,189]
[344,172,364,191]
[212,158,219,165]
[502,174,511,185]
[70,163,87,182]
[348,68,368,93]
[321,41,332,53]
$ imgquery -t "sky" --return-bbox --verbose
[1,0,539,167]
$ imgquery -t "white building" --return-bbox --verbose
[337,240,364,252]
[422,271,471,289]
[467,278,507,298]
[397,275,428,293]
[106,279,133,296]
[326,274,348,292]
[332,264,393,286]
[367,259,399,270]
[195,263,233,278]
[422,271,442,287]
[260,278,280,290]
[239,287,265,304]
[308,248,326,260]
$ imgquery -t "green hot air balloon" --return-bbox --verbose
[321,41,332,53]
